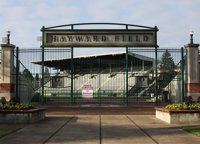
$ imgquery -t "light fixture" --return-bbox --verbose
[189,29,194,44]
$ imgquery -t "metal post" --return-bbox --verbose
[41,26,45,104]
[154,26,159,106]
[71,47,74,104]
[125,47,129,105]
[71,25,74,104]
[15,46,19,100]
[155,47,158,106]
[181,47,185,102]
[98,58,101,106]
[185,49,188,97]
[125,25,129,106]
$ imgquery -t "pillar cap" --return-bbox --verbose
[1,44,15,48]
[184,43,199,48]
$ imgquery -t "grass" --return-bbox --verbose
[184,127,200,137]
[0,126,20,138]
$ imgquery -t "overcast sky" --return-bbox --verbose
[0,0,200,55]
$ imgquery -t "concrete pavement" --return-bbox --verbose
[0,115,200,144]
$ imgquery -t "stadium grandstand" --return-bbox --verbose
[33,51,155,104]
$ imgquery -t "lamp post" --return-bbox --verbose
[189,30,193,44]
[7,30,11,44]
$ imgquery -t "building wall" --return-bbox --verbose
[0,63,1,80]
[199,62,200,82]
[0,63,34,103]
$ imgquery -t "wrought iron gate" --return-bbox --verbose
[14,47,185,106]
[11,23,185,106]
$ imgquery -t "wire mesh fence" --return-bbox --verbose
[12,47,185,105]
[128,47,185,104]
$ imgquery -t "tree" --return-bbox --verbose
[22,69,34,81]
[34,73,40,88]
[44,67,50,83]
[159,50,177,88]
[35,73,40,81]
[159,50,176,73]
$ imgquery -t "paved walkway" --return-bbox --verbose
[0,115,200,144]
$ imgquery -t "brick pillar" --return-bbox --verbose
[0,44,15,101]
[185,43,200,101]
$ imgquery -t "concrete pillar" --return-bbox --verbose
[0,44,15,101]
[185,43,200,101]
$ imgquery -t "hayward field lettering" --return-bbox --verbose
[44,30,156,47]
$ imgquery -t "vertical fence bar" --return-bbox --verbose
[181,47,185,102]
[155,26,159,106]
[15,46,19,100]
[71,47,74,104]
[41,26,45,104]
[125,47,129,105]
[98,58,101,105]
[71,24,74,104]
[125,25,129,106]
[155,47,158,106]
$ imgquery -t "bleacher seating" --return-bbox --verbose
[39,70,140,95]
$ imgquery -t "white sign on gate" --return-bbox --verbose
[82,85,93,98]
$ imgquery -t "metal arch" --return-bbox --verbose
[40,22,159,105]
[44,22,157,30]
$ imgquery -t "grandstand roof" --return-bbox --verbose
[32,51,154,72]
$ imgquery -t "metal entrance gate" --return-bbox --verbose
[14,47,185,106]
[73,51,126,105]
[11,23,185,106]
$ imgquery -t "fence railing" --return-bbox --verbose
[12,47,185,105]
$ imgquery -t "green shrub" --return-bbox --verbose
[165,103,200,110]
[0,104,34,110]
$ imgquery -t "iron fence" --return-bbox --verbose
[13,47,185,105]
